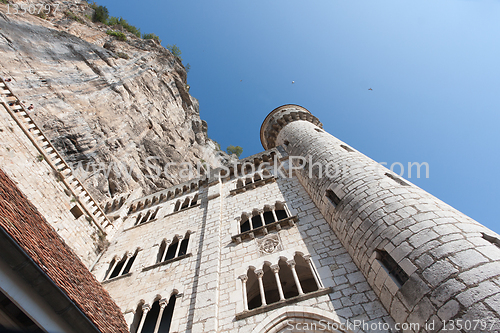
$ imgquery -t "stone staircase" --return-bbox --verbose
[0,78,112,234]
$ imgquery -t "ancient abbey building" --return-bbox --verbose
[1,74,500,333]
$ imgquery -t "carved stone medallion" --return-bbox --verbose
[256,234,283,256]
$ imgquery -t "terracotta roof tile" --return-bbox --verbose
[0,168,129,333]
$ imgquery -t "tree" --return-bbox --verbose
[226,145,243,158]
[166,44,182,61]
[92,5,109,23]
[142,33,161,43]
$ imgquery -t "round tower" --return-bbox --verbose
[261,104,500,330]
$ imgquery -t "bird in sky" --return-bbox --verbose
[292,81,295,84]
[368,88,373,91]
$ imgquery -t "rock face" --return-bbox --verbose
[0,0,227,202]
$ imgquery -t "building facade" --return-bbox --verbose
[92,105,500,332]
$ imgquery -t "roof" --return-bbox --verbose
[0,168,129,333]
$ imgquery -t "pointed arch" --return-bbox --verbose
[246,267,261,310]
[250,306,346,333]
[180,197,190,210]
[174,200,181,212]
[278,257,298,299]
[294,253,318,293]
[164,236,179,261]
[240,213,251,233]
[274,201,289,221]
[130,300,145,333]
[190,194,198,207]
[262,262,280,305]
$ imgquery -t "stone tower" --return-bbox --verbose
[90,104,500,333]
[261,104,500,331]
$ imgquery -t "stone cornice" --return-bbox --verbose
[260,104,322,150]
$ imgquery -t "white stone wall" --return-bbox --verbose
[99,163,395,332]
[94,188,223,332]
[216,169,393,332]
[0,105,102,267]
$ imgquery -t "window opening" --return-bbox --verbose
[377,250,409,287]
[326,190,341,207]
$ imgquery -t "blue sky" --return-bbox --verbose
[96,0,500,233]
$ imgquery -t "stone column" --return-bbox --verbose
[153,298,168,333]
[239,275,249,311]
[184,232,193,254]
[271,209,278,223]
[271,265,285,301]
[287,260,304,295]
[174,236,184,258]
[160,240,171,262]
[151,244,160,266]
[104,256,119,280]
[255,269,267,306]
[118,252,133,276]
[136,304,150,333]
[304,255,323,289]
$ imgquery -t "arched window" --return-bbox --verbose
[131,294,177,333]
[157,240,169,263]
[246,268,261,310]
[174,200,181,212]
[263,206,275,225]
[163,237,179,261]
[173,194,198,213]
[159,294,176,332]
[240,255,322,311]
[178,232,190,256]
[294,254,319,293]
[180,197,190,210]
[275,202,289,221]
[237,202,291,235]
[149,207,159,221]
[130,301,144,333]
[251,211,263,229]
[278,258,298,299]
[240,214,251,233]
[244,177,253,186]
[140,211,151,224]
[157,233,190,263]
[190,194,198,207]
[262,263,280,305]
[254,173,262,182]
[105,250,138,280]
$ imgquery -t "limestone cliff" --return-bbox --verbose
[0,0,227,203]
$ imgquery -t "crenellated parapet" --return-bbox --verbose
[260,104,322,150]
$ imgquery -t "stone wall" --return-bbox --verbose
[0,100,102,267]
[97,161,396,332]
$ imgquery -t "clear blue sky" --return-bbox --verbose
[96,0,500,234]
